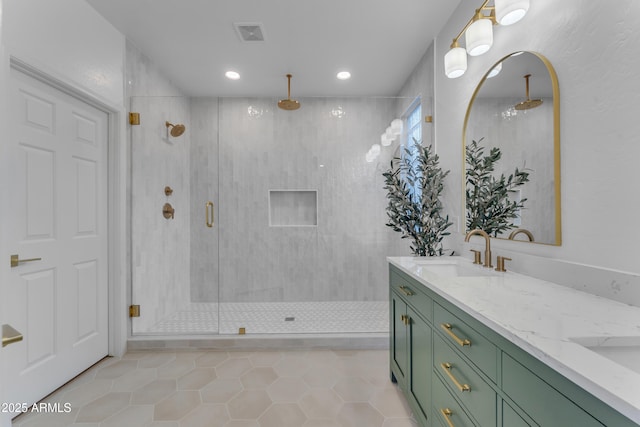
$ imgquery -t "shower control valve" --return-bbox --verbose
[163,203,175,219]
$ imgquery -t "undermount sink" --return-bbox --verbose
[412,259,502,278]
[571,336,640,375]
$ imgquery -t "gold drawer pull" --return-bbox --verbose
[441,362,471,392]
[440,408,456,427]
[400,314,411,325]
[398,285,414,296]
[441,323,471,347]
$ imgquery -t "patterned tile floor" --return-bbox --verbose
[145,302,389,335]
[12,349,417,427]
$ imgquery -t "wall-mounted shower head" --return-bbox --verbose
[278,74,300,110]
[166,121,186,137]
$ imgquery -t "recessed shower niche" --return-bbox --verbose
[268,190,318,227]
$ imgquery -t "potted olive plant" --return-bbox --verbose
[383,141,452,256]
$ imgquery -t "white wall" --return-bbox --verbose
[2,0,124,106]
[430,0,640,301]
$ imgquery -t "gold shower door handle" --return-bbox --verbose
[10,254,42,268]
[206,202,214,228]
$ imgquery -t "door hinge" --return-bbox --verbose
[129,305,140,317]
[129,112,140,125]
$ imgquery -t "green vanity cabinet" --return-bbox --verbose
[390,271,433,426]
[502,401,531,427]
[389,263,639,427]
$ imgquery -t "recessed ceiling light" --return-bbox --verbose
[336,71,351,80]
[225,71,240,80]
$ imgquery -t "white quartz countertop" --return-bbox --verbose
[387,256,640,424]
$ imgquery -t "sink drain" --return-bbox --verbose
[285,317,295,321]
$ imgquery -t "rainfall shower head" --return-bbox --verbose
[278,74,300,111]
[165,121,186,137]
[514,74,543,111]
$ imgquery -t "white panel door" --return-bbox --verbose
[1,66,108,417]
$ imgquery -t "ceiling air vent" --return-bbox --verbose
[234,23,265,42]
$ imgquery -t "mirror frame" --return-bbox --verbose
[462,51,561,245]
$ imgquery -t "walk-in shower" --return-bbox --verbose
[129,95,413,337]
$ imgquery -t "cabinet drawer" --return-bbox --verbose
[432,375,478,427]
[434,303,497,381]
[434,334,496,427]
[390,271,432,318]
[502,353,604,426]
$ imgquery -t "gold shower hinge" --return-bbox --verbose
[129,112,140,125]
[425,115,433,123]
[129,305,141,317]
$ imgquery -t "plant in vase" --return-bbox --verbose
[383,140,452,257]
[465,138,531,237]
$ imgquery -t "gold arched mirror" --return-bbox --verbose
[463,52,561,245]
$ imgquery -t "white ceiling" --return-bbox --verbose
[85,0,461,97]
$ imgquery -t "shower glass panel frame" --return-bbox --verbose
[130,95,415,336]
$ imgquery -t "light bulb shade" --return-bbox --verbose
[465,18,493,56]
[381,134,392,147]
[495,0,529,26]
[444,46,467,78]
[487,62,502,78]
[390,119,403,135]
[385,126,394,139]
[370,144,381,156]
[365,152,375,163]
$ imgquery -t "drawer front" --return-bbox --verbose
[390,271,432,319]
[434,303,497,381]
[434,334,496,427]
[502,353,604,427]
[432,375,478,427]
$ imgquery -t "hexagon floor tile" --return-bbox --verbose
[11,349,417,426]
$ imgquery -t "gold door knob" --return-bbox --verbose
[10,254,42,268]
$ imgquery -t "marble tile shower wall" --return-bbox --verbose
[210,97,410,303]
[190,98,220,302]
[127,42,194,332]
[131,96,191,333]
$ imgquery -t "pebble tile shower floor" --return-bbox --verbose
[12,349,417,427]
[145,302,389,335]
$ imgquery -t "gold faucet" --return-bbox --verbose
[465,229,492,268]
[508,228,534,242]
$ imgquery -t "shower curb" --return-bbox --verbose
[126,333,389,352]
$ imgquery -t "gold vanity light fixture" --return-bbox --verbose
[444,0,530,79]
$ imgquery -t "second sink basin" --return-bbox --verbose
[412,259,501,278]
[571,336,640,376]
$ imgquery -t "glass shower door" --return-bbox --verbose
[130,96,220,335]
